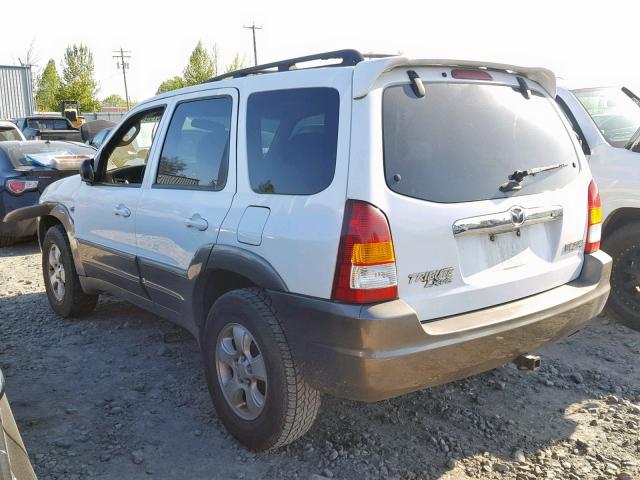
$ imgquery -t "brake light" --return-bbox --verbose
[451,69,493,81]
[331,200,398,303]
[5,179,38,195]
[585,179,602,253]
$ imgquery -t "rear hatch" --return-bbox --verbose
[362,69,589,322]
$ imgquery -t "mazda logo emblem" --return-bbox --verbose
[510,206,526,226]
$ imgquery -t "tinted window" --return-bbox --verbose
[26,118,69,130]
[156,97,232,189]
[383,83,579,203]
[247,88,339,194]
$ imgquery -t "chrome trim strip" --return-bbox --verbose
[452,205,563,237]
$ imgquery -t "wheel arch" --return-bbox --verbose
[192,245,289,333]
[602,207,640,239]
[38,203,85,276]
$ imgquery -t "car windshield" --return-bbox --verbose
[573,87,640,147]
[0,127,22,141]
[2,141,95,167]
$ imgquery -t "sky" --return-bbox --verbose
[2,0,639,104]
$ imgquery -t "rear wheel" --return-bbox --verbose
[42,225,98,317]
[202,288,320,450]
[603,222,640,331]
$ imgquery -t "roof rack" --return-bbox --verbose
[204,49,365,83]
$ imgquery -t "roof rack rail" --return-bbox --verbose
[203,49,365,83]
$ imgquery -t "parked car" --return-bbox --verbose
[0,140,95,246]
[13,115,82,142]
[87,126,113,149]
[556,86,640,331]
[0,368,37,480]
[13,50,611,450]
[0,120,25,142]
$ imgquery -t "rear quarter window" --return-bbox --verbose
[383,82,580,203]
[246,87,339,195]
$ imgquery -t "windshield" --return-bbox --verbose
[383,82,579,203]
[573,87,640,147]
[0,127,22,141]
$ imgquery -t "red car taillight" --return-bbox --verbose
[585,179,602,253]
[331,200,398,303]
[5,179,39,195]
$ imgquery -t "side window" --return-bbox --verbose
[246,88,339,195]
[100,107,164,186]
[155,97,232,190]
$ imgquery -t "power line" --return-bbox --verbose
[243,22,262,66]
[112,48,131,110]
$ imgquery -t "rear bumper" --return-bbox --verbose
[271,251,612,402]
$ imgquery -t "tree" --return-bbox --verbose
[58,44,100,112]
[183,41,217,86]
[102,94,128,108]
[224,53,245,74]
[35,59,60,112]
[156,76,186,95]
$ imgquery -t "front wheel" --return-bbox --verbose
[201,288,320,450]
[603,222,640,331]
[42,225,98,317]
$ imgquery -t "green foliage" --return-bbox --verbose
[155,41,245,95]
[224,53,246,74]
[102,94,128,108]
[156,76,186,95]
[183,41,217,86]
[35,59,60,111]
[57,44,100,112]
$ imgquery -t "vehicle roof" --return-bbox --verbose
[137,53,557,108]
[0,120,18,128]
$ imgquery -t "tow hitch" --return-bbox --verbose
[514,354,541,371]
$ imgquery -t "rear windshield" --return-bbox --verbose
[27,118,70,130]
[383,82,579,203]
[1,142,95,167]
[0,127,22,141]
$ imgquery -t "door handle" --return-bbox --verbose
[113,204,131,218]
[184,213,208,231]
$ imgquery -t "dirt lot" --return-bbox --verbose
[0,241,639,480]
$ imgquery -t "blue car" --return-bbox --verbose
[0,140,95,246]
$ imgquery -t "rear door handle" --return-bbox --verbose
[113,204,131,218]
[184,213,208,231]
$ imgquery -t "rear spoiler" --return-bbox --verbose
[352,57,557,99]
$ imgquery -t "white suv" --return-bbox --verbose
[556,85,640,330]
[12,50,611,450]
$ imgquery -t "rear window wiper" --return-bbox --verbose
[499,162,569,192]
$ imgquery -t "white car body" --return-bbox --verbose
[556,86,640,222]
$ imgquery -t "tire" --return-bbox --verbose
[603,222,640,331]
[202,288,320,451]
[42,225,98,318]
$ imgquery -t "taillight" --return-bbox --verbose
[451,69,493,81]
[331,200,398,303]
[5,179,39,195]
[585,179,602,253]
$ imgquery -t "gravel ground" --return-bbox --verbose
[1,240,639,480]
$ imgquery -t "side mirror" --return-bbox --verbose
[79,159,95,184]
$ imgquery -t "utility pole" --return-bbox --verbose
[113,48,131,110]
[243,22,262,66]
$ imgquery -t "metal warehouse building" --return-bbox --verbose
[0,65,34,119]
